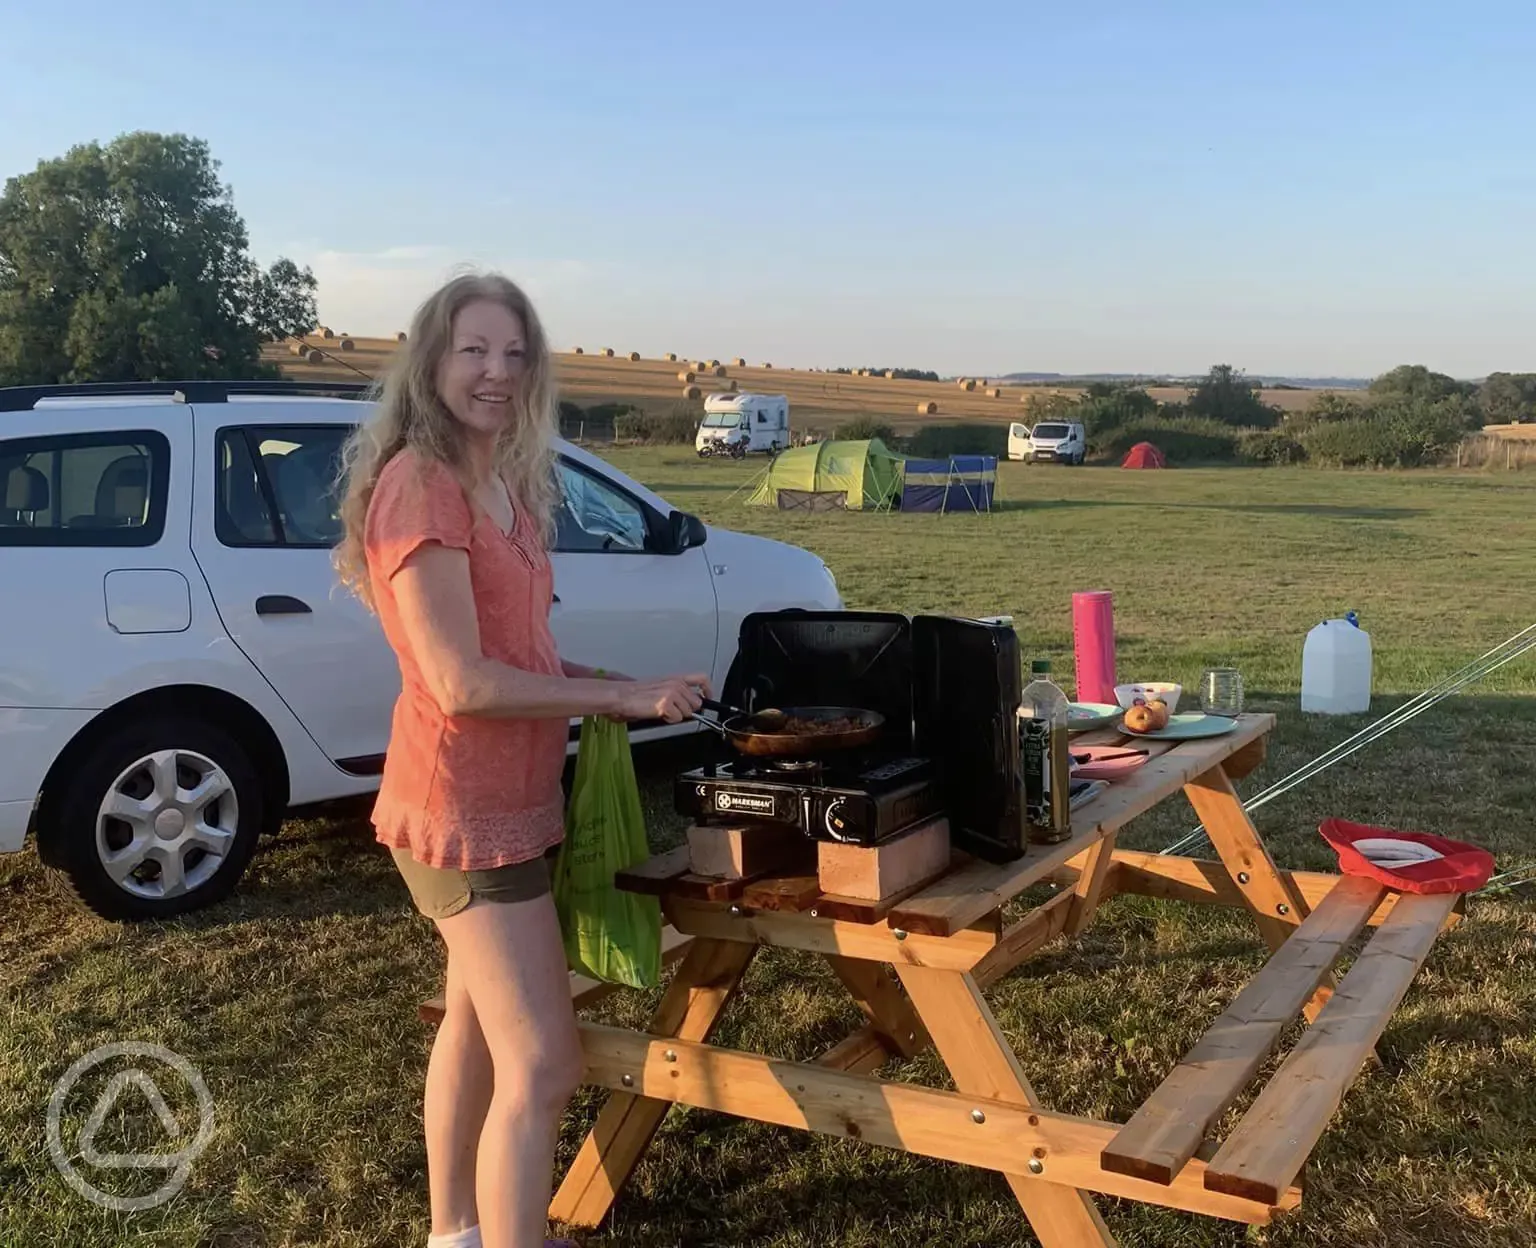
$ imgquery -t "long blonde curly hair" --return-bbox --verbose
[333,271,559,611]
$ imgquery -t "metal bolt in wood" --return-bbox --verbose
[971,1109,986,1124]
[1238,871,1251,884]
[664,1050,677,1063]
[1027,1158,1044,1175]
[1277,903,1290,916]
[621,1074,634,1087]
[892,928,908,941]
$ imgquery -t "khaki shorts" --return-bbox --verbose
[390,846,554,920]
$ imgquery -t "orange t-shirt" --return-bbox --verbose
[363,449,568,870]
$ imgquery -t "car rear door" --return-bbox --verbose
[189,410,399,772]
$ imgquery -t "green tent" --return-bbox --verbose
[742,439,904,511]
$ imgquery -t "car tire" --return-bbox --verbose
[42,715,266,921]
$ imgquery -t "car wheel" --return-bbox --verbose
[43,715,265,921]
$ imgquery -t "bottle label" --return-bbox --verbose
[1022,716,1071,839]
[1022,718,1049,826]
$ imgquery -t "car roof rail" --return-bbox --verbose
[0,379,374,412]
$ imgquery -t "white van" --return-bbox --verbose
[696,394,790,458]
[1022,420,1087,465]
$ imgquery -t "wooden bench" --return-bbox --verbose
[1101,874,1461,1204]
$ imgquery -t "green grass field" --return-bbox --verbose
[3,457,1534,1247]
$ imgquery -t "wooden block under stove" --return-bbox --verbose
[742,875,823,912]
[817,817,952,904]
[687,823,812,880]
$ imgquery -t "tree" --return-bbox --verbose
[1299,392,1366,424]
[249,258,319,344]
[1184,364,1281,428]
[1367,364,1475,403]
[1479,372,1536,425]
[0,131,317,386]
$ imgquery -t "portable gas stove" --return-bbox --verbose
[675,753,941,846]
[676,609,1029,860]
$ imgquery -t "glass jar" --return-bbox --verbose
[1201,667,1244,717]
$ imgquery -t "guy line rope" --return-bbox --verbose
[1159,622,1536,896]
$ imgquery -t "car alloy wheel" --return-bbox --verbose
[95,748,240,901]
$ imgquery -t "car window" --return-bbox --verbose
[217,425,348,547]
[555,460,649,553]
[0,431,168,546]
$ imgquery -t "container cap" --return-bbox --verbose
[1030,659,1051,674]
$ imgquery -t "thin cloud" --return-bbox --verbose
[288,246,596,337]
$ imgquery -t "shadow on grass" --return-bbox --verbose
[996,498,1426,520]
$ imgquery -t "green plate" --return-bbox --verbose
[1129,713,1239,740]
[1065,702,1123,731]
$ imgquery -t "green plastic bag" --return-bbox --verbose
[551,715,661,989]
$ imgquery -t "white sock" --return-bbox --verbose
[426,1228,482,1248]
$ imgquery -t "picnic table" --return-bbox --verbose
[421,712,1466,1245]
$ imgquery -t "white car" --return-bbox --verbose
[0,380,842,920]
[1009,419,1086,464]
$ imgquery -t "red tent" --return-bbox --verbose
[1121,441,1166,469]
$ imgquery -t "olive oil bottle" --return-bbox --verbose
[1020,659,1072,844]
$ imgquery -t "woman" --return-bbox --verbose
[334,272,709,1248]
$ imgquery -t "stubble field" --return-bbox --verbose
[2,451,1533,1248]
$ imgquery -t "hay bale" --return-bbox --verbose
[664,352,677,361]
[289,342,306,356]
[761,362,772,369]
[695,361,709,371]
[397,331,408,342]
[573,346,584,354]
[340,338,356,351]
[712,365,727,377]
[708,359,720,368]
[602,347,615,357]
[987,387,1001,398]
[677,370,697,383]
[959,379,977,392]
[628,351,641,361]
[683,385,701,399]
[305,348,324,364]
[917,401,938,415]
[886,370,899,379]
[316,326,334,339]
[733,357,746,367]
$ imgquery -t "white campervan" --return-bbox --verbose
[696,394,790,458]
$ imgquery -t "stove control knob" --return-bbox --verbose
[823,797,848,839]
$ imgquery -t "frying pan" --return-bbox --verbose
[694,699,885,758]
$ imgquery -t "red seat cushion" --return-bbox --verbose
[1319,818,1494,895]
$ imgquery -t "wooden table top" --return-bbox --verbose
[619,713,1277,938]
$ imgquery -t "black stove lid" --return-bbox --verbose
[723,609,914,748]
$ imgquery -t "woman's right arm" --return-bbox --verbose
[390,541,709,723]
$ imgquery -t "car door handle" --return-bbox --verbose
[256,594,312,616]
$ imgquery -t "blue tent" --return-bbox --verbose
[898,455,997,513]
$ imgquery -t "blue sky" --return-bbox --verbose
[3,1,1532,378]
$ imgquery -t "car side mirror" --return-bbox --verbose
[667,510,707,554]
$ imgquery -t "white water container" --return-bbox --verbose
[1301,615,1373,714]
